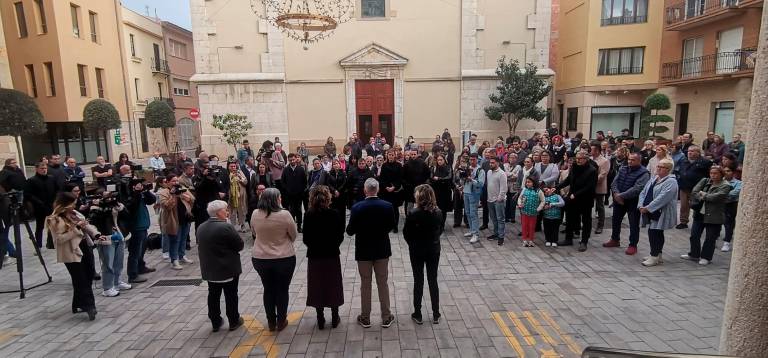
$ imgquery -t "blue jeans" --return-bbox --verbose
[463,193,479,234]
[490,201,506,239]
[1,225,16,258]
[162,233,169,253]
[168,234,181,261]
[127,230,147,279]
[97,239,125,290]
[178,223,190,259]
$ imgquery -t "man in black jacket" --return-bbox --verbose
[346,178,395,329]
[403,151,430,216]
[197,200,244,332]
[676,145,712,229]
[556,151,598,251]
[47,154,67,189]
[281,153,307,232]
[25,162,59,248]
[193,161,223,230]
[124,180,157,283]
[0,158,25,258]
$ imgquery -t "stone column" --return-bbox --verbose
[719,5,768,357]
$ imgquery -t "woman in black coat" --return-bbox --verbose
[378,151,404,232]
[403,184,443,325]
[429,154,453,226]
[319,159,347,223]
[303,186,345,329]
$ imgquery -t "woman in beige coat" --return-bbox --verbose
[47,192,102,321]
[157,175,196,270]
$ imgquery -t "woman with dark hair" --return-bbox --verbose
[444,137,456,168]
[378,151,404,232]
[403,184,443,324]
[319,159,347,223]
[250,188,298,331]
[429,154,453,226]
[324,137,337,159]
[303,186,345,329]
[682,166,731,265]
[114,153,134,169]
[47,192,101,320]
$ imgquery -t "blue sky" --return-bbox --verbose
[121,0,192,30]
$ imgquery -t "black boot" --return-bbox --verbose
[331,307,340,328]
[316,308,326,330]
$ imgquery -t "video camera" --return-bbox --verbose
[170,184,188,195]
[129,178,153,192]
[208,160,223,177]
[457,167,470,180]
[84,194,120,208]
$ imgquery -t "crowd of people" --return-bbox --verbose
[0,126,745,330]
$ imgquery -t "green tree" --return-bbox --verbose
[145,99,176,151]
[0,88,47,168]
[83,99,121,131]
[484,58,552,137]
[640,93,673,139]
[211,114,253,152]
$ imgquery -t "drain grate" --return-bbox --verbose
[149,278,203,287]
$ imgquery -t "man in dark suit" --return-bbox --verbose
[197,200,245,332]
[346,178,395,329]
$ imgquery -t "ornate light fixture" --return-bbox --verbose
[250,0,355,49]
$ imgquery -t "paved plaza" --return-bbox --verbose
[0,212,731,358]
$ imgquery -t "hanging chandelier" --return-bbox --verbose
[250,0,355,49]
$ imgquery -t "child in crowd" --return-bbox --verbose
[542,187,565,247]
[517,177,545,247]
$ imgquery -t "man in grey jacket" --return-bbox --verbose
[603,153,650,255]
[485,157,508,245]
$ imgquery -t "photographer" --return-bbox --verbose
[86,189,129,297]
[0,158,25,260]
[25,161,59,249]
[157,175,196,270]
[124,179,157,283]
[193,161,224,230]
[64,157,86,191]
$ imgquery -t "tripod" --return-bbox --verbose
[0,193,53,299]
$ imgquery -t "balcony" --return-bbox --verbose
[150,58,170,75]
[150,97,176,109]
[600,15,648,26]
[661,48,756,84]
[665,0,763,31]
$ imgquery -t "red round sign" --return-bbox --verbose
[189,108,200,119]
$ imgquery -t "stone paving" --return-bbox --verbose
[0,209,731,358]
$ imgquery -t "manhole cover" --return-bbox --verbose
[150,278,203,287]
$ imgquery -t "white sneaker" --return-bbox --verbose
[721,242,732,252]
[642,256,661,267]
[545,242,552,247]
[180,257,194,264]
[551,243,558,247]
[162,252,170,261]
[698,259,710,265]
[469,235,478,243]
[463,232,473,238]
[102,288,120,297]
[117,282,132,290]
[680,254,698,261]
[171,260,183,270]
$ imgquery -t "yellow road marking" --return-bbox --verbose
[491,312,526,358]
[539,310,582,356]
[229,311,304,358]
[507,311,536,346]
[0,329,20,345]
[540,348,561,358]
[523,311,558,346]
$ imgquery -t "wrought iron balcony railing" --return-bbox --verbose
[150,58,170,74]
[600,15,648,26]
[666,0,741,27]
[661,48,757,82]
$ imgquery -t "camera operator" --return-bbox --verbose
[86,189,129,297]
[193,161,223,230]
[0,158,25,261]
[64,157,86,191]
[157,175,196,269]
[25,161,59,249]
[124,179,157,283]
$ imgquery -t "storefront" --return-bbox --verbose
[22,123,111,165]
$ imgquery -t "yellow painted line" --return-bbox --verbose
[540,347,561,358]
[539,310,582,356]
[230,311,304,358]
[491,312,526,358]
[0,329,19,345]
[523,311,558,346]
[507,311,536,346]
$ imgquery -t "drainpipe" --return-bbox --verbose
[114,0,139,159]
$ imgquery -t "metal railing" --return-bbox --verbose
[665,0,741,26]
[150,97,175,109]
[150,58,170,74]
[661,48,756,81]
[600,15,648,26]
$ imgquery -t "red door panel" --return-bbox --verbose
[356,79,394,146]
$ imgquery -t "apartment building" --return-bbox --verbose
[121,6,173,157]
[162,20,200,152]
[190,0,554,155]
[0,0,131,164]
[658,0,762,141]
[555,0,664,138]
